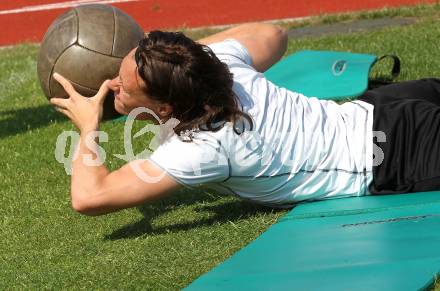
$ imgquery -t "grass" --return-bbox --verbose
[2,3,440,290]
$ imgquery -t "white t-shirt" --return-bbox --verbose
[149,39,374,207]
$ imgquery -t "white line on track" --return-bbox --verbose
[0,0,142,15]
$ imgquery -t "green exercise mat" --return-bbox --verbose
[185,192,440,290]
[264,50,378,100]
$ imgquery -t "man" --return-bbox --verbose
[51,23,291,215]
[51,22,440,216]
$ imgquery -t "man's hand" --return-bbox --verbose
[50,73,110,132]
[107,76,120,92]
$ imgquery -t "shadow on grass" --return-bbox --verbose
[0,104,65,138]
[105,190,284,240]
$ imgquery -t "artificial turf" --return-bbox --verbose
[2,4,440,290]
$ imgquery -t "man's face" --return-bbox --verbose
[110,47,161,120]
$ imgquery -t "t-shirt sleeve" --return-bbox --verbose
[148,135,230,188]
[149,39,255,188]
[207,38,254,68]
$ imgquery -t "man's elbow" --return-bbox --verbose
[272,24,287,40]
[280,26,288,49]
[270,24,288,55]
[257,24,288,71]
[249,22,287,39]
[71,192,103,216]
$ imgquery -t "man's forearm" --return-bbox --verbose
[71,127,109,206]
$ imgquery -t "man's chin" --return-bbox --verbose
[114,99,127,115]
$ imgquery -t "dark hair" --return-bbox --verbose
[134,30,253,137]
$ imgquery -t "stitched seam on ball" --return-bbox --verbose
[68,79,101,92]
[73,7,120,58]
[48,9,80,97]
[49,43,76,97]
[111,6,116,56]
[75,8,79,47]
[75,43,124,59]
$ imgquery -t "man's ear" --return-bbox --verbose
[157,103,173,119]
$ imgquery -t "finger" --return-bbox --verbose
[55,106,73,120]
[50,97,70,109]
[53,73,77,98]
[107,77,119,91]
[95,80,111,104]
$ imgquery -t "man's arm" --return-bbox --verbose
[71,129,180,216]
[197,23,288,72]
[51,73,181,216]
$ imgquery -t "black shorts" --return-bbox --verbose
[358,78,440,194]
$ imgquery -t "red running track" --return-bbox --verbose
[0,0,436,46]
